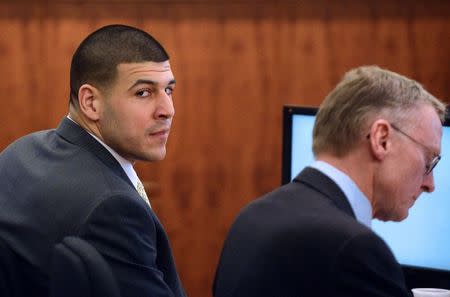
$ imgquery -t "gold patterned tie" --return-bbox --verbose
[136,179,151,208]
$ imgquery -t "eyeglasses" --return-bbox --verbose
[390,123,441,175]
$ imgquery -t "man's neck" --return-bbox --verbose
[316,151,374,207]
[67,110,138,187]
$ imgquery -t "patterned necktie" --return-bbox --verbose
[136,179,151,208]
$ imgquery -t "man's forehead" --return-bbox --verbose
[117,61,174,84]
[118,61,172,74]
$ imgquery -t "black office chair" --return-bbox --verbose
[50,236,121,297]
[0,237,23,297]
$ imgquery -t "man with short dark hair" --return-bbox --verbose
[213,66,446,297]
[0,24,185,297]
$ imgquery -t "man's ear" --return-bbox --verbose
[368,119,392,161]
[77,84,102,121]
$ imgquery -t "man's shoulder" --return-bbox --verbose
[1,128,55,153]
[1,124,136,213]
[233,179,370,242]
[242,179,339,217]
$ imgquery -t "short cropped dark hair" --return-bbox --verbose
[69,24,169,106]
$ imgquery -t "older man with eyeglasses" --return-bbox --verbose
[213,65,446,297]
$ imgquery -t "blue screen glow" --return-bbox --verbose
[289,113,450,271]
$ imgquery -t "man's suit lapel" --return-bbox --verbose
[293,167,356,218]
[55,117,134,188]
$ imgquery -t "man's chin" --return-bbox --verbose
[141,149,167,162]
[374,209,408,222]
[393,210,409,222]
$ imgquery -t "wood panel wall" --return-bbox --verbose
[0,1,449,296]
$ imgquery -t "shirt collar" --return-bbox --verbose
[310,160,372,228]
[66,116,139,188]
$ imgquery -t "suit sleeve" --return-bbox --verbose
[77,193,176,297]
[331,231,413,297]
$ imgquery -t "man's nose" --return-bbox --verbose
[422,171,435,193]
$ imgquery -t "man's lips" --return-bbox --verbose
[149,128,170,136]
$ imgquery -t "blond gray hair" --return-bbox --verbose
[312,65,446,157]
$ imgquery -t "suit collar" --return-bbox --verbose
[55,117,134,188]
[293,167,356,218]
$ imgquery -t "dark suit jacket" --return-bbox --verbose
[0,118,186,297]
[213,167,412,297]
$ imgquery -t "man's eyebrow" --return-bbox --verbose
[128,79,176,91]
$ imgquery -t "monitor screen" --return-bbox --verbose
[281,105,450,288]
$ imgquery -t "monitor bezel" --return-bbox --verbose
[281,104,450,289]
[281,105,318,185]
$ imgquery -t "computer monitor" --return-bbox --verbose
[281,105,450,289]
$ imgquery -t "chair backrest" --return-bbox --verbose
[50,236,121,297]
[0,237,23,297]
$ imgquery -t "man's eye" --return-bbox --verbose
[136,90,151,97]
[165,87,173,95]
